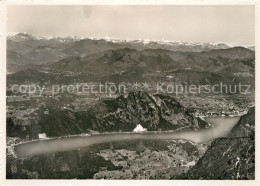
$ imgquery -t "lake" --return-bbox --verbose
[14,116,240,158]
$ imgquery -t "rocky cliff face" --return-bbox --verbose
[86,91,208,132]
[183,107,255,180]
[230,107,255,138]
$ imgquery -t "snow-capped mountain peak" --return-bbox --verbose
[8,32,251,52]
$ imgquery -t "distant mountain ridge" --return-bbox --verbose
[7,33,255,89]
[49,46,254,72]
[8,32,247,73]
[7,32,232,50]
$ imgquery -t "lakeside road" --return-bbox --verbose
[14,117,240,158]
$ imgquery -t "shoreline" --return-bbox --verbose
[12,116,240,158]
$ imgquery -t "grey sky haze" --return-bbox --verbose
[7,5,255,45]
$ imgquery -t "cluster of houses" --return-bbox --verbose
[194,109,248,117]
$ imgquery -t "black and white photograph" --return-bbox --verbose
[1,1,258,184]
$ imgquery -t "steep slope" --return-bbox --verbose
[183,107,255,180]
[50,48,141,76]
[24,45,67,64]
[229,108,255,138]
[7,40,34,55]
[85,92,209,132]
[7,50,34,72]
[62,39,121,56]
[7,33,76,72]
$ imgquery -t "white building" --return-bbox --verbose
[38,133,47,139]
[133,124,147,132]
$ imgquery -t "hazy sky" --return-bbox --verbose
[7,5,255,45]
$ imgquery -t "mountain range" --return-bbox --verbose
[7,47,255,89]
[7,33,255,74]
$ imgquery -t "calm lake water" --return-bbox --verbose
[14,117,240,158]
